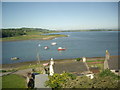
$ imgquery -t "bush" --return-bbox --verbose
[45,72,76,88]
[99,69,120,80]
[76,58,82,61]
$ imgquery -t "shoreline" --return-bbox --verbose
[1,34,68,42]
[1,56,106,69]
[1,30,118,42]
[2,55,119,69]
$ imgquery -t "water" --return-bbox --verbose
[2,31,118,64]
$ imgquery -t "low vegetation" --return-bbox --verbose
[45,69,119,88]
[86,60,104,62]
[2,74,26,88]
[1,28,67,41]
[45,72,77,88]
[76,58,82,61]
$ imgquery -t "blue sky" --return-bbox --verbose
[2,2,118,30]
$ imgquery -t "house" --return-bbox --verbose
[53,60,88,75]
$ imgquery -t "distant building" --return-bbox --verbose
[82,57,86,62]
[104,50,120,75]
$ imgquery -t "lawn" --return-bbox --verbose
[2,74,26,88]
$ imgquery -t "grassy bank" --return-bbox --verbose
[2,57,105,70]
[2,74,26,88]
[1,34,67,41]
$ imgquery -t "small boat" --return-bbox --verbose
[38,44,41,47]
[57,47,66,51]
[44,46,49,50]
[51,42,57,45]
[11,57,20,60]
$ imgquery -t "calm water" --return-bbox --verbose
[2,31,119,64]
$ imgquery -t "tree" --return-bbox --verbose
[45,72,76,88]
[76,58,82,61]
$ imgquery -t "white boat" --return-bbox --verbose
[11,57,20,60]
[44,46,49,50]
[51,42,57,45]
[57,47,66,51]
[38,44,41,47]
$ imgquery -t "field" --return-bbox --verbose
[2,74,26,88]
[2,34,67,41]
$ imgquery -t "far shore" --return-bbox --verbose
[1,30,118,42]
[1,56,106,69]
[1,34,68,42]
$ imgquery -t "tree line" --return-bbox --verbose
[2,28,49,38]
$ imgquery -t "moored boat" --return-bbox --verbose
[44,46,49,50]
[11,57,20,60]
[57,47,66,51]
[51,42,57,45]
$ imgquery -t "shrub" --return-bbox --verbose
[45,72,76,88]
[76,58,82,61]
[99,69,120,80]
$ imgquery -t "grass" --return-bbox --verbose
[26,31,43,35]
[86,60,104,62]
[16,64,42,70]
[2,34,67,41]
[2,74,26,88]
[1,30,66,41]
[1,69,17,73]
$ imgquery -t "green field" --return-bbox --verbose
[1,28,67,41]
[2,74,26,88]
[2,34,67,41]
[86,60,104,62]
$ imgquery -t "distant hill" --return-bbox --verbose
[60,29,119,32]
[2,28,51,38]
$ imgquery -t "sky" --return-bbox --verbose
[2,2,118,30]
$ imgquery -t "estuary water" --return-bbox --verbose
[2,31,119,64]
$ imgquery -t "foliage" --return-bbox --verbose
[62,76,93,88]
[99,69,120,80]
[76,58,82,61]
[2,28,50,38]
[45,72,76,88]
[2,29,26,38]
[1,28,67,41]
[46,70,120,88]
[2,74,26,88]
[62,74,119,88]
[1,69,17,73]
[92,75,119,88]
